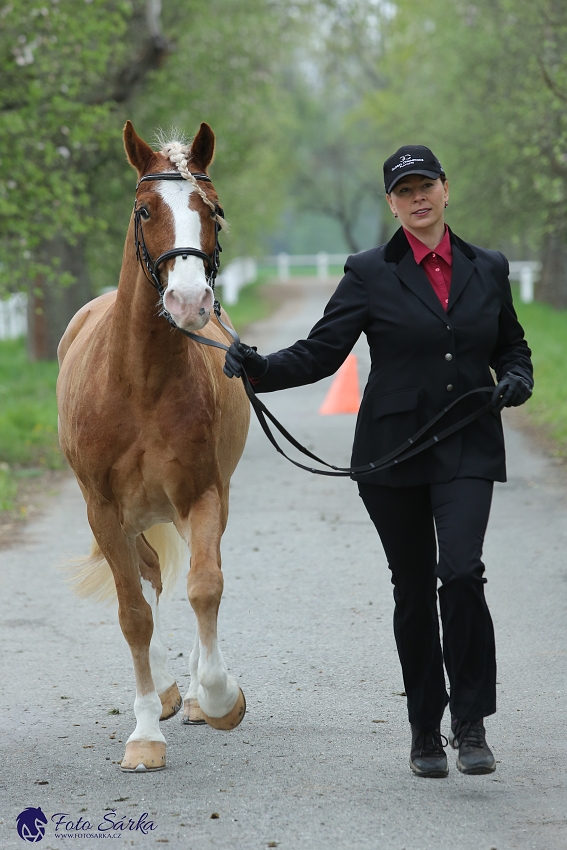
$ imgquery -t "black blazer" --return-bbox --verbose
[253,227,533,486]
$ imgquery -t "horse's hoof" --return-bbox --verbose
[120,741,166,772]
[201,688,246,730]
[159,682,182,721]
[182,697,207,725]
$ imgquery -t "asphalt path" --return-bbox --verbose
[1,280,566,850]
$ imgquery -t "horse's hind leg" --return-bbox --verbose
[178,487,246,730]
[136,534,182,720]
[87,501,166,771]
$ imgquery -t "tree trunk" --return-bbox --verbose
[537,231,567,309]
[27,236,95,361]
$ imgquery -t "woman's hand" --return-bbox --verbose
[491,373,532,413]
[223,342,269,380]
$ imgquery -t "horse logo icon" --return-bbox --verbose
[16,807,48,842]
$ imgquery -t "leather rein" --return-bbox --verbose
[133,171,494,477]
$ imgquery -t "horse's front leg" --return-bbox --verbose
[178,487,246,730]
[88,501,166,771]
[136,534,182,721]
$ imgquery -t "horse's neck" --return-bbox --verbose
[108,228,187,389]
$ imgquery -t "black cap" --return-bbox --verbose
[383,145,444,194]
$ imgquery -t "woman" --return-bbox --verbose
[223,145,533,778]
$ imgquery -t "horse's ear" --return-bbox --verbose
[123,121,154,175]
[190,123,215,171]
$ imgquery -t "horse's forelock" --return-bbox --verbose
[154,127,192,157]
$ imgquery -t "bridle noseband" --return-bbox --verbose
[133,171,224,309]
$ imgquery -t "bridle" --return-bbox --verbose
[133,171,223,311]
[130,171,495,478]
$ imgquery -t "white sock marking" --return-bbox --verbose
[140,578,175,696]
[196,639,239,718]
[127,691,165,744]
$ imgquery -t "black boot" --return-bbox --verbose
[409,725,448,778]
[449,717,496,775]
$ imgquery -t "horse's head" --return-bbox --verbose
[124,121,225,331]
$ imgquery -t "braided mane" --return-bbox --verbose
[158,137,227,230]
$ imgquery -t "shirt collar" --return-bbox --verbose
[403,224,452,266]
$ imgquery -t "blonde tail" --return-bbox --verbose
[64,523,187,603]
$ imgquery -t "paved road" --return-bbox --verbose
[1,282,566,849]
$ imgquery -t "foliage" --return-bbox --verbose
[0,0,133,293]
[353,0,567,252]
[0,0,306,301]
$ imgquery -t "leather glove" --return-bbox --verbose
[223,342,269,380]
[491,373,532,414]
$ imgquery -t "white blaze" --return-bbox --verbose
[158,179,213,329]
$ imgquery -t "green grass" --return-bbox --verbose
[514,295,567,455]
[0,337,62,511]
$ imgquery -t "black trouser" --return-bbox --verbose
[358,477,496,730]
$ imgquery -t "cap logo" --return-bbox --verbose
[391,154,426,172]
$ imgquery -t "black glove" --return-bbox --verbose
[223,342,269,380]
[491,373,532,414]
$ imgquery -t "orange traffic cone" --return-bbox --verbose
[319,354,361,415]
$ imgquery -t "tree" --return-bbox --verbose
[0,0,303,358]
[0,0,173,358]
[354,0,567,305]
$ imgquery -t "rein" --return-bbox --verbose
[172,316,494,478]
[133,172,494,477]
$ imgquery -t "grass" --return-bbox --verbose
[514,294,567,456]
[0,337,62,512]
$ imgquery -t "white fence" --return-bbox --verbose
[265,253,541,303]
[216,257,257,306]
[508,261,541,304]
[266,252,348,282]
[0,257,542,337]
[0,293,27,340]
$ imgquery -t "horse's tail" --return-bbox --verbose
[65,524,187,603]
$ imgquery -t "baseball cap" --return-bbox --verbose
[383,145,445,194]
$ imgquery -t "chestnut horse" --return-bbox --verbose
[57,121,250,771]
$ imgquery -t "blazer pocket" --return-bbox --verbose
[373,388,419,419]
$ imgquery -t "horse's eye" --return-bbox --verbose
[139,207,150,220]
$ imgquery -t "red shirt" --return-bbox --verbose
[403,226,453,311]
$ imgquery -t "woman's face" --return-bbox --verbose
[386,174,449,234]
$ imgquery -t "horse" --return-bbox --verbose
[57,121,250,772]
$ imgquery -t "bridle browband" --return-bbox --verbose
[133,171,224,312]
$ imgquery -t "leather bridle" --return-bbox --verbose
[133,171,223,308]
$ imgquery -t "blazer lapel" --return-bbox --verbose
[393,249,449,323]
[385,226,478,320]
[447,242,475,312]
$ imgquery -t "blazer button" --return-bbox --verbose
[446,384,454,392]
[446,325,451,331]
[445,353,453,361]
